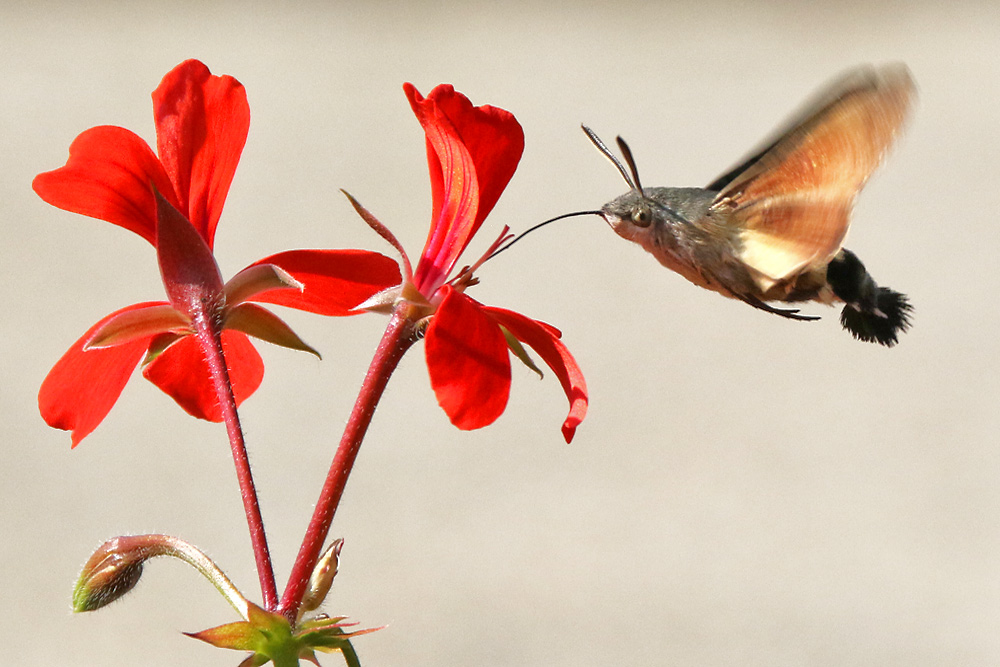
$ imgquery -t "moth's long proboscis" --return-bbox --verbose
[489,210,602,260]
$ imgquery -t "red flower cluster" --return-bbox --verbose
[36,60,587,446]
[338,84,588,442]
[34,60,400,446]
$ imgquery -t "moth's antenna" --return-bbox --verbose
[489,210,601,261]
[582,125,636,191]
[616,136,645,197]
[584,125,691,227]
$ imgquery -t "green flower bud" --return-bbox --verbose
[73,537,146,612]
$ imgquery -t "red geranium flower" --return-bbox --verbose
[340,84,588,442]
[35,60,400,446]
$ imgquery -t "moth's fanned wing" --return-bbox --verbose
[704,65,908,192]
[708,64,915,290]
[737,200,854,293]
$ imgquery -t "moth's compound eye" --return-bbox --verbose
[631,204,652,228]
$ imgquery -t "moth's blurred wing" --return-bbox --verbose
[708,64,915,289]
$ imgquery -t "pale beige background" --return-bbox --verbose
[3,1,998,665]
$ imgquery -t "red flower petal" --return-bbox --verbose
[32,126,177,245]
[484,307,588,443]
[152,59,249,248]
[142,330,263,421]
[423,85,524,229]
[249,249,402,316]
[406,85,477,293]
[425,287,511,430]
[405,84,524,294]
[39,302,167,447]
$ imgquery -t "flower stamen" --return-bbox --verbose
[446,225,514,292]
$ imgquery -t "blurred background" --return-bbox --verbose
[3,1,998,665]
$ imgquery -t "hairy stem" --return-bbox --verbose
[278,307,416,621]
[194,312,278,609]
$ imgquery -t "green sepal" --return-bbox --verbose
[184,619,261,651]
[224,264,304,307]
[187,603,297,666]
[142,332,185,366]
[85,304,191,349]
[224,303,321,359]
[500,325,543,379]
[187,601,375,666]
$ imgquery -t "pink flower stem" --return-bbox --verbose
[194,312,278,610]
[277,307,416,622]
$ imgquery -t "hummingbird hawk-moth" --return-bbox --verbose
[581,64,915,346]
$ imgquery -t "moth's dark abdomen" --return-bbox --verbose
[826,249,872,304]
[827,249,912,346]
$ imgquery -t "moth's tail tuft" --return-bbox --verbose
[839,287,912,347]
[826,248,912,347]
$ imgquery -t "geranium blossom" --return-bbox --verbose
[336,84,588,442]
[35,60,400,446]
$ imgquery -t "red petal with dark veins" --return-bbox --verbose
[142,330,263,422]
[484,307,589,443]
[152,59,249,248]
[405,83,478,294]
[39,302,168,447]
[423,85,524,230]
[32,126,177,245]
[405,84,524,294]
[425,287,511,430]
[249,249,402,316]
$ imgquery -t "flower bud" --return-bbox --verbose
[300,538,343,614]
[73,537,147,612]
[70,533,252,619]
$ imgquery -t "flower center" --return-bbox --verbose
[440,225,513,297]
